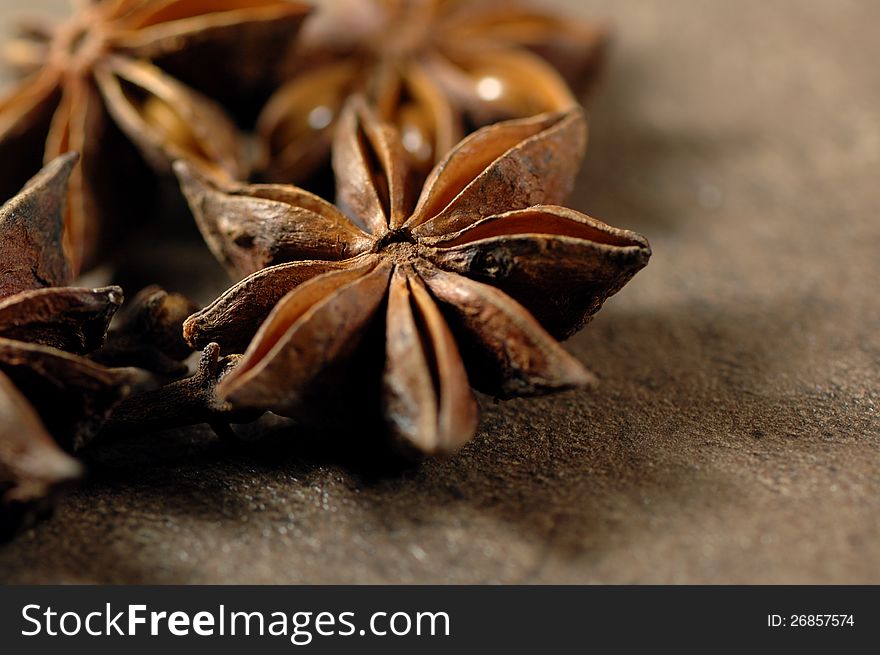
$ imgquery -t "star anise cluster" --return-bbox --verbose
[1,0,650,533]
[0,153,253,535]
[0,154,131,534]
[1,0,311,272]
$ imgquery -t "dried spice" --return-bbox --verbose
[102,343,261,440]
[0,154,133,448]
[0,154,134,531]
[0,0,311,273]
[91,284,198,377]
[91,290,262,438]
[177,99,650,456]
[0,338,133,450]
[0,154,121,351]
[257,0,607,182]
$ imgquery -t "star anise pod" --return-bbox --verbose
[176,99,649,456]
[0,370,82,538]
[257,0,607,183]
[0,154,134,531]
[0,0,311,273]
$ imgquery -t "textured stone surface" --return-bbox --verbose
[0,0,878,583]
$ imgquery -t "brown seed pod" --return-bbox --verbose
[101,343,261,440]
[0,154,134,533]
[177,99,650,457]
[256,0,607,183]
[0,0,311,273]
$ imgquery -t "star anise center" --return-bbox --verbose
[373,228,426,264]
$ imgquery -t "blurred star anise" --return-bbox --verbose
[176,99,649,456]
[0,154,133,532]
[0,0,311,273]
[257,0,607,182]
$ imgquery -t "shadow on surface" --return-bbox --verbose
[0,294,836,583]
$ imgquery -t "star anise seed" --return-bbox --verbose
[0,154,134,447]
[177,98,650,456]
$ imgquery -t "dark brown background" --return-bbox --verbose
[0,0,877,583]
